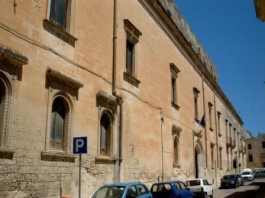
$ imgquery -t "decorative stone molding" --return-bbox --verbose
[124,19,142,44]
[46,67,83,99]
[192,122,203,138]
[170,63,180,75]
[0,44,28,67]
[96,90,117,113]
[193,87,200,96]
[172,124,182,135]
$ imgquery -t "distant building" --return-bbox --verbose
[0,0,246,197]
[245,134,265,168]
[254,0,265,21]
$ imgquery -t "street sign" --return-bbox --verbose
[73,137,87,154]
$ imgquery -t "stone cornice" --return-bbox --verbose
[0,44,28,67]
[140,0,243,125]
[46,67,83,90]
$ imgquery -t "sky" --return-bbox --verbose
[174,0,265,137]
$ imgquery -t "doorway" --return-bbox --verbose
[195,143,203,178]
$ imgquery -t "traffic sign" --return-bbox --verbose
[73,137,87,154]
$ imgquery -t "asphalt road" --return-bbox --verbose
[213,178,265,198]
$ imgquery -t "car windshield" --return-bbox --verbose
[92,186,125,198]
[242,172,251,175]
[223,175,236,179]
[185,180,200,186]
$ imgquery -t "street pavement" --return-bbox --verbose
[213,178,265,198]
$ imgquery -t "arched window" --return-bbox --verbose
[173,135,179,165]
[50,97,67,150]
[100,113,112,156]
[0,79,5,145]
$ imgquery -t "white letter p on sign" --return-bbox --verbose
[75,139,84,153]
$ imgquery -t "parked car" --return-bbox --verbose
[253,168,265,178]
[91,182,152,198]
[150,180,193,198]
[220,174,240,188]
[241,170,254,181]
[236,174,244,186]
[184,178,213,198]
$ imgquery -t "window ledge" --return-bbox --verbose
[43,19,77,47]
[171,102,180,110]
[123,72,140,88]
[41,151,76,163]
[95,155,116,164]
[173,163,181,168]
[0,148,15,159]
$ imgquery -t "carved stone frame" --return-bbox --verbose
[95,91,117,164]
[0,44,28,159]
[41,67,83,163]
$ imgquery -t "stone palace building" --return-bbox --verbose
[0,0,247,197]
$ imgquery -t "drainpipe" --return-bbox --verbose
[112,0,118,96]
[112,0,122,182]
[160,112,164,181]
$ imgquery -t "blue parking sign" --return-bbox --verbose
[73,137,87,154]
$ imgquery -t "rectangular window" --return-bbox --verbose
[126,40,134,74]
[123,19,142,87]
[193,88,200,121]
[262,141,265,148]
[49,0,69,30]
[170,63,180,109]
[249,154,253,162]
[172,76,176,103]
[211,143,214,169]
[219,147,222,169]
[217,112,221,136]
[208,102,213,130]
[248,144,252,150]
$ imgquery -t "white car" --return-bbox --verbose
[241,170,254,181]
[185,178,213,198]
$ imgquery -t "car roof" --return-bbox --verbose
[152,180,184,185]
[185,178,206,181]
[104,182,143,187]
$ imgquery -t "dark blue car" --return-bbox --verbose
[150,181,193,198]
[91,182,152,198]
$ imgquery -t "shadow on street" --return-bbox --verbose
[224,181,265,198]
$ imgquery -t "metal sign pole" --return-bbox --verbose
[79,154,81,198]
[73,137,87,198]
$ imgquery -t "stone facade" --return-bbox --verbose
[0,0,246,197]
[245,134,265,169]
